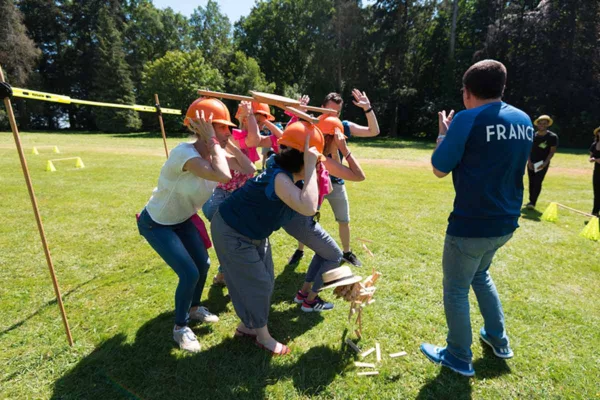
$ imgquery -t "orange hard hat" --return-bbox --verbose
[316,114,344,135]
[278,121,324,154]
[252,102,275,121]
[184,97,236,127]
[235,101,275,121]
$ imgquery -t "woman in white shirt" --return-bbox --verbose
[137,98,255,352]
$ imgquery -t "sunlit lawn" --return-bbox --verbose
[0,131,598,399]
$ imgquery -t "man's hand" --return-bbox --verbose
[352,89,371,111]
[527,161,534,170]
[438,109,454,135]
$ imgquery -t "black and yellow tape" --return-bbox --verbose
[11,87,182,115]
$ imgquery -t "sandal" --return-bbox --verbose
[255,339,291,356]
[234,328,257,339]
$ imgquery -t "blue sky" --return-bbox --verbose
[152,0,257,24]
[152,0,377,24]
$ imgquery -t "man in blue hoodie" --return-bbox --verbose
[420,60,533,377]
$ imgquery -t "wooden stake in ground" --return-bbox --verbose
[0,65,73,346]
[154,93,169,159]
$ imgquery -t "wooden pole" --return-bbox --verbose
[154,94,169,159]
[0,65,74,346]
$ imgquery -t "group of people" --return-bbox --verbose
[138,89,378,354]
[136,59,598,376]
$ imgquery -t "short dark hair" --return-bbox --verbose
[274,145,304,173]
[322,92,343,107]
[462,60,507,99]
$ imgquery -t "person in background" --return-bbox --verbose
[526,115,558,209]
[420,60,533,377]
[288,89,380,268]
[589,127,600,217]
[137,98,254,353]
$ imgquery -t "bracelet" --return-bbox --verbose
[364,107,373,114]
[344,151,352,159]
[436,135,446,143]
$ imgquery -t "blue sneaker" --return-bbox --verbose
[479,327,514,359]
[420,343,475,377]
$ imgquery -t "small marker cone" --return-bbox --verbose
[75,157,85,168]
[541,202,558,222]
[46,160,56,172]
[54,146,60,153]
[580,217,600,241]
[32,147,39,155]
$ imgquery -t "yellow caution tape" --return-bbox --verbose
[11,87,182,115]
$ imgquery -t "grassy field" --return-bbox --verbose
[0,131,598,399]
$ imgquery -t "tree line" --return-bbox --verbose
[1,0,598,146]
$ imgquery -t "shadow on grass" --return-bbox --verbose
[474,340,512,379]
[51,312,352,400]
[0,276,98,337]
[415,342,511,400]
[520,207,543,222]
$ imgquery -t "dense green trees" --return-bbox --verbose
[1,0,598,145]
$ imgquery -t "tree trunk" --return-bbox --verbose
[449,0,459,60]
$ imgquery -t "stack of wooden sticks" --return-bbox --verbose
[332,269,382,338]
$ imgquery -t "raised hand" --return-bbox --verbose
[438,109,454,135]
[333,127,349,154]
[187,110,216,143]
[238,101,252,118]
[303,132,320,166]
[352,89,371,111]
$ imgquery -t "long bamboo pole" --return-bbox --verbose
[154,94,169,159]
[0,65,74,346]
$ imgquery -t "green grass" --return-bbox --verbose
[0,131,598,399]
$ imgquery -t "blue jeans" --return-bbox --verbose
[202,187,231,222]
[137,208,210,326]
[443,233,513,362]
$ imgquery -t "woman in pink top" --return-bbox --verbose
[202,101,282,285]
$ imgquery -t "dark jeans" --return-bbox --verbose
[593,167,600,215]
[137,208,210,326]
[528,164,549,205]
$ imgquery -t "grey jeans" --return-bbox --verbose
[283,213,342,291]
[210,210,274,329]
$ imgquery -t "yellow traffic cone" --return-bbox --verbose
[32,147,39,155]
[75,157,85,168]
[46,160,56,172]
[541,202,558,222]
[580,217,600,241]
[53,146,60,153]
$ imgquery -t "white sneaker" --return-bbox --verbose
[189,306,219,323]
[173,326,201,352]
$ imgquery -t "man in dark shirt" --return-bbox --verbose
[526,115,558,209]
[420,60,533,377]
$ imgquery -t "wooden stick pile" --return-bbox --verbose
[333,269,382,338]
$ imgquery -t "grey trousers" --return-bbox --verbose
[283,213,342,292]
[211,210,274,329]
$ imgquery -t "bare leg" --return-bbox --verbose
[339,222,351,253]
